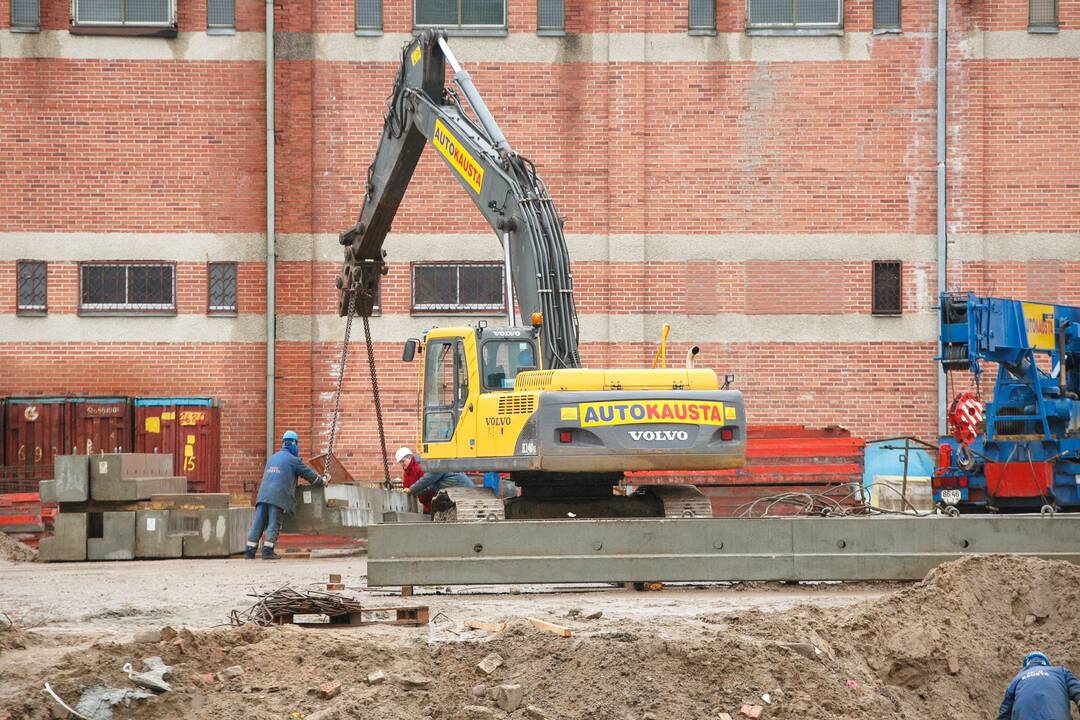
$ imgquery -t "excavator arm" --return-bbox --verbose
[336,30,580,370]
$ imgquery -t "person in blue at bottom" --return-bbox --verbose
[245,430,324,560]
[998,651,1080,720]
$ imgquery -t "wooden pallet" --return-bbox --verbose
[278,605,429,628]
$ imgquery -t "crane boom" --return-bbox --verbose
[336,30,580,370]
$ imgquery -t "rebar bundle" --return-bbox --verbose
[732,482,933,518]
[230,584,362,627]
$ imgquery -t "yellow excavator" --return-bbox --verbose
[335,31,745,520]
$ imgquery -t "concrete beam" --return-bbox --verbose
[135,509,183,559]
[37,513,87,562]
[39,455,90,503]
[87,511,136,561]
[182,508,231,557]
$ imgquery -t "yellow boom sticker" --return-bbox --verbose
[410,46,422,66]
[432,119,484,194]
[579,400,727,427]
[1022,302,1056,350]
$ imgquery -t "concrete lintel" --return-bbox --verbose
[368,515,1080,585]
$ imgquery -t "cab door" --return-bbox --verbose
[422,336,476,460]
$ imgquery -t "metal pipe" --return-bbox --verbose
[936,0,948,436]
[265,0,276,457]
[437,36,510,154]
[502,231,516,326]
[685,346,700,369]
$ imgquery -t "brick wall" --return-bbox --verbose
[2,0,1077,489]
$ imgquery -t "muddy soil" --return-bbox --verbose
[0,555,1071,720]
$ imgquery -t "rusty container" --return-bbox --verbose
[3,397,68,490]
[134,398,221,493]
[67,397,133,455]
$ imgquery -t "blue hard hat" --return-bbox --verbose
[281,430,299,443]
[1024,651,1050,668]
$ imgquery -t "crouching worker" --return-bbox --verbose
[400,454,473,511]
[246,430,324,560]
[998,651,1080,720]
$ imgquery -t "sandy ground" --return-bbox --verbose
[0,555,891,637]
[2,554,1076,719]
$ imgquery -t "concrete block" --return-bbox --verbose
[91,453,174,482]
[182,508,230,557]
[55,455,91,501]
[228,506,255,554]
[37,513,87,562]
[135,509,183,559]
[382,511,431,523]
[91,475,188,502]
[87,511,135,561]
[285,484,418,535]
[150,493,230,508]
[38,480,59,504]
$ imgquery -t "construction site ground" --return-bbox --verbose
[1,553,1076,719]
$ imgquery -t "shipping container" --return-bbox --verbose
[68,396,133,455]
[135,398,221,493]
[2,397,67,491]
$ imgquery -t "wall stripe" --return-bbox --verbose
[4,30,1080,62]
[0,311,934,344]
[0,233,265,262]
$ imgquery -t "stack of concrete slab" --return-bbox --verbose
[284,484,418,535]
[37,454,253,562]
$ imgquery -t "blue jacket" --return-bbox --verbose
[408,471,474,497]
[255,449,321,515]
[998,665,1080,720]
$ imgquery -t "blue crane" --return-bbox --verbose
[935,292,1080,512]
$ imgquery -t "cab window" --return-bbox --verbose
[482,340,537,390]
[424,340,460,442]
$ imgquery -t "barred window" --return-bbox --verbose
[537,0,564,34]
[1029,0,1057,31]
[11,0,40,30]
[412,262,504,313]
[207,0,234,31]
[79,262,175,314]
[356,0,383,32]
[72,0,174,26]
[873,0,900,30]
[415,0,506,30]
[746,0,842,31]
[16,261,46,315]
[689,0,716,33]
[207,262,237,315]
[872,260,902,316]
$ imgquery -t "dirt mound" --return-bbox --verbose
[0,532,35,563]
[2,555,1077,720]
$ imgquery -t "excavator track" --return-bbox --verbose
[431,487,506,522]
[641,485,714,518]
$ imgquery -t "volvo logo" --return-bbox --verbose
[627,430,688,442]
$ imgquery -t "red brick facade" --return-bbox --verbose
[1,0,1077,490]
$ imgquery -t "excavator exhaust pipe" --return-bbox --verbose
[686,346,700,369]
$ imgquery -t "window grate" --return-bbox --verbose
[415,0,506,29]
[11,0,39,29]
[747,0,841,29]
[412,262,504,313]
[80,262,175,314]
[356,0,382,31]
[16,261,47,315]
[537,0,563,33]
[872,260,902,316]
[73,0,173,26]
[1029,0,1057,30]
[873,0,900,29]
[207,262,237,315]
[207,0,234,29]
[689,0,716,32]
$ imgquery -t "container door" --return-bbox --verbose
[69,398,132,455]
[4,399,67,489]
[175,405,220,493]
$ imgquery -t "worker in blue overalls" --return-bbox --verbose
[245,430,324,560]
[998,651,1080,720]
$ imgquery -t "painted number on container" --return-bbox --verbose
[179,412,205,426]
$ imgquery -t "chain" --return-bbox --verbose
[324,292,356,477]
[361,310,393,489]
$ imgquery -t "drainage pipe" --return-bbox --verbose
[936,0,948,435]
[265,0,276,457]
